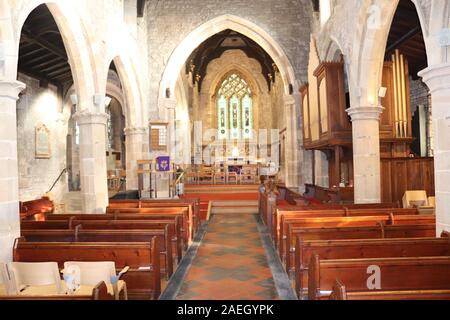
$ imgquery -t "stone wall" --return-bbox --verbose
[410,78,430,111]
[16,73,69,203]
[146,0,312,117]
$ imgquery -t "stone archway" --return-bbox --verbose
[159,15,301,188]
[14,1,95,108]
[159,14,297,100]
[106,56,148,190]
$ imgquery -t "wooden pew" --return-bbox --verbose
[273,208,419,246]
[44,214,184,262]
[109,199,200,237]
[308,255,450,300]
[43,213,183,262]
[105,207,191,246]
[21,226,175,279]
[13,238,161,300]
[285,224,437,277]
[295,237,450,299]
[21,220,73,230]
[280,214,435,272]
[330,280,450,300]
[0,282,112,300]
[280,214,436,266]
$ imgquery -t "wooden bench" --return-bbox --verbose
[21,220,73,230]
[284,224,437,277]
[329,280,450,300]
[105,207,191,245]
[109,199,200,237]
[308,255,450,300]
[280,214,436,266]
[295,237,450,299]
[0,281,112,300]
[44,214,184,262]
[273,208,419,246]
[21,226,175,280]
[13,238,161,300]
[260,186,400,224]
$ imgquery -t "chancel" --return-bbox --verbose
[0,0,449,302]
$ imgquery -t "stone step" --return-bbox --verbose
[211,207,259,215]
[212,200,259,206]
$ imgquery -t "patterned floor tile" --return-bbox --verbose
[176,212,280,300]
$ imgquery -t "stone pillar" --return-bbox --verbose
[419,64,450,235]
[347,106,384,204]
[0,80,25,262]
[73,111,109,213]
[284,94,300,188]
[124,126,148,190]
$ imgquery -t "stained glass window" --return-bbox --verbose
[75,122,80,145]
[217,73,253,140]
[106,106,113,150]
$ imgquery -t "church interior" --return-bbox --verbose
[0,0,450,301]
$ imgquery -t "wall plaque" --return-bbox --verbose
[35,124,51,159]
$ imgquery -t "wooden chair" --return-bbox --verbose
[63,261,129,300]
[428,196,436,208]
[198,165,214,184]
[214,166,227,184]
[227,166,239,184]
[8,262,64,296]
[185,167,198,185]
[240,165,258,184]
[403,190,428,208]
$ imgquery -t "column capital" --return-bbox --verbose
[283,93,300,106]
[73,110,108,126]
[418,63,450,93]
[0,80,26,100]
[124,126,148,136]
[346,106,384,122]
[159,97,177,110]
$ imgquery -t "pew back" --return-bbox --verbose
[309,255,450,300]
[13,238,161,300]
[296,237,450,298]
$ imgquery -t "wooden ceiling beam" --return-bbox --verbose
[386,25,421,54]
[137,0,146,18]
[18,67,60,87]
[20,52,56,66]
[47,66,71,77]
[21,30,68,61]
[40,60,70,73]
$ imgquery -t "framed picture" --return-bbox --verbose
[35,124,51,159]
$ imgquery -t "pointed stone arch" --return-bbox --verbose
[14,1,95,108]
[159,14,298,104]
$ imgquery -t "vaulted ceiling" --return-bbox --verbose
[18,4,143,89]
[385,0,427,79]
[18,4,72,87]
[186,30,278,92]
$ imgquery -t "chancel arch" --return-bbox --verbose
[161,18,303,187]
[159,14,298,100]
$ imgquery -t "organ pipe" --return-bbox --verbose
[399,53,408,138]
[392,53,400,137]
[391,49,409,138]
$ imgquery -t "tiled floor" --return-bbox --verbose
[176,212,279,300]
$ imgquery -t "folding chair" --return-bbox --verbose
[8,262,64,296]
[63,261,129,300]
